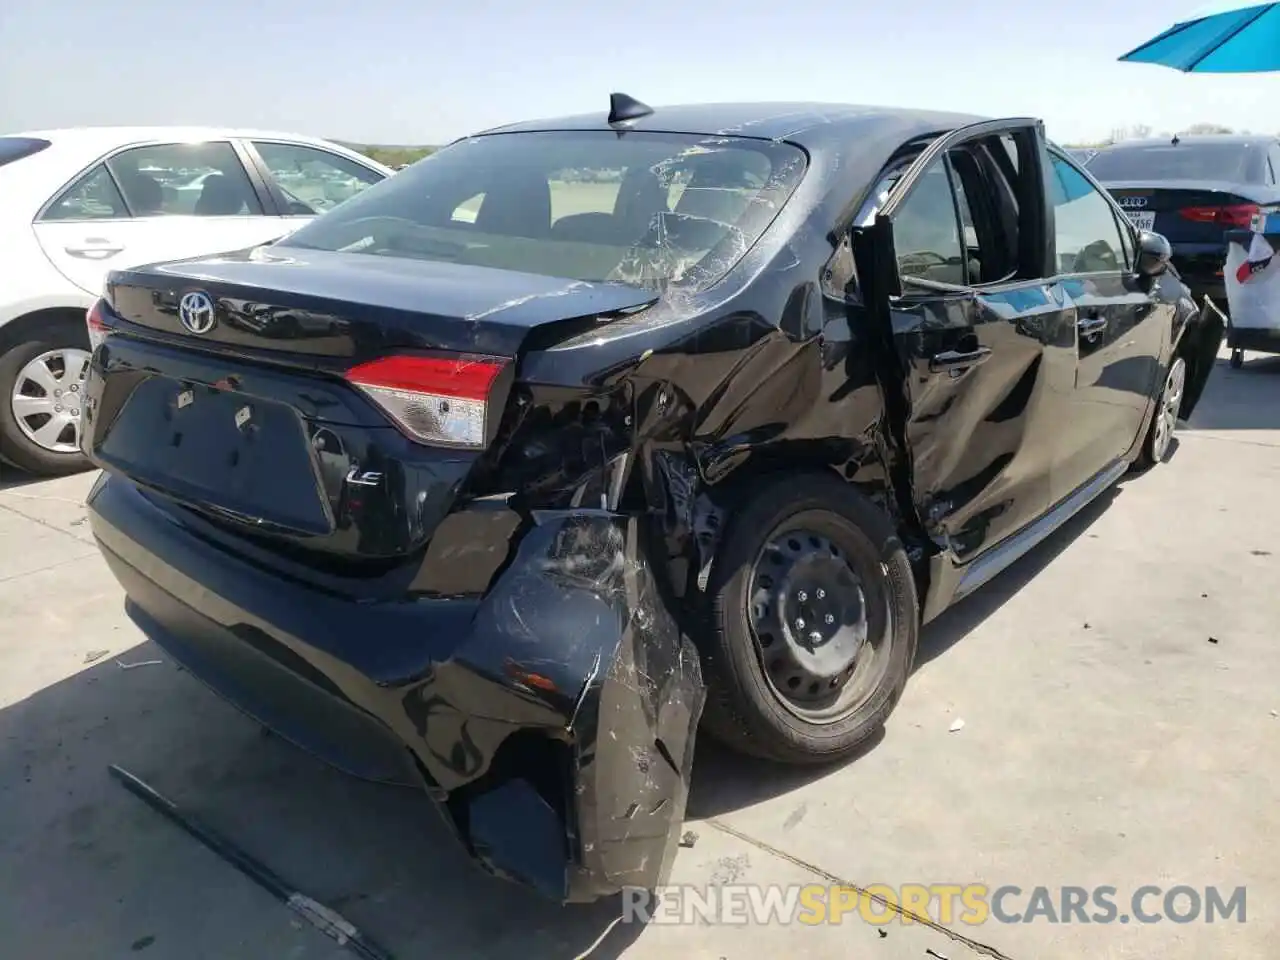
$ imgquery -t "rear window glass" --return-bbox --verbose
[1086,142,1264,183]
[0,136,52,168]
[277,131,807,292]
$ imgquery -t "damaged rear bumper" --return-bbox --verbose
[87,474,705,903]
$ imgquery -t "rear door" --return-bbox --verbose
[854,119,1075,566]
[31,139,287,296]
[1045,148,1168,501]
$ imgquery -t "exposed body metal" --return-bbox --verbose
[79,102,1224,902]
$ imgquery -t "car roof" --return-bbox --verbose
[475,101,988,149]
[4,125,342,148]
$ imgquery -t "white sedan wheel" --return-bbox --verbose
[10,347,90,454]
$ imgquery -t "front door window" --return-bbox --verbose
[1047,154,1127,275]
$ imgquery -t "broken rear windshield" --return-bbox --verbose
[278,131,807,292]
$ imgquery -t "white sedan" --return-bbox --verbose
[0,127,392,475]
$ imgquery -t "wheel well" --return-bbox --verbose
[0,307,89,354]
[695,459,927,597]
[707,461,897,517]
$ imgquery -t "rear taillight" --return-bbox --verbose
[1178,203,1259,227]
[344,354,508,449]
[86,299,112,350]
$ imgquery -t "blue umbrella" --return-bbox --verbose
[1120,1,1280,72]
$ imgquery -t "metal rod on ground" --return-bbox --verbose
[108,764,395,960]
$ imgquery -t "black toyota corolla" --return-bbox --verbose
[80,96,1224,903]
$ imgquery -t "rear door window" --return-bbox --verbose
[869,136,1022,289]
[947,141,1021,284]
[40,164,129,221]
[277,131,807,292]
[103,142,265,217]
[891,161,967,286]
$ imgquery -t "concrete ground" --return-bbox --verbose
[1,349,1277,960]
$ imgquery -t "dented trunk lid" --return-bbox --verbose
[85,250,657,569]
[105,247,659,361]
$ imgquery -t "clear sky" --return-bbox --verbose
[3,0,1280,146]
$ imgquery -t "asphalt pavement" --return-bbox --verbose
[1,348,1277,960]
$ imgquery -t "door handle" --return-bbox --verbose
[929,347,992,373]
[1077,314,1108,336]
[64,239,124,259]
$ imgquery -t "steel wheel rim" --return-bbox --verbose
[10,348,90,454]
[1151,356,1186,462]
[747,516,892,724]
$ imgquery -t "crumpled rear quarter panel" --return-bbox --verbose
[88,476,703,904]
[418,511,705,901]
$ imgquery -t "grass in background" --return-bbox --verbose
[340,143,437,168]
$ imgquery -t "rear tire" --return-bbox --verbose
[1230,348,1244,369]
[699,473,919,765]
[0,321,94,477]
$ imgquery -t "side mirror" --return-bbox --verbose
[1136,230,1172,277]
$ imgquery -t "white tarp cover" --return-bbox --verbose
[1224,231,1280,332]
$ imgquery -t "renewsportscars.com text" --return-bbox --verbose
[622,883,1247,926]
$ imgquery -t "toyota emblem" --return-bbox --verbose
[178,291,216,335]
